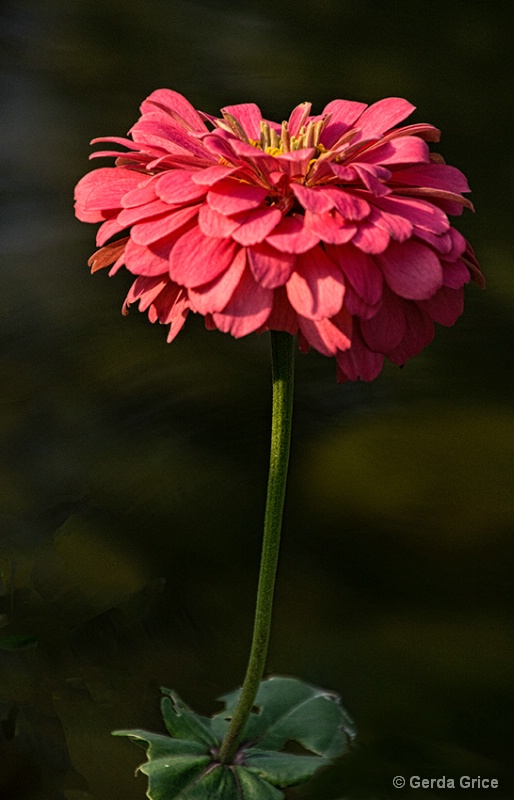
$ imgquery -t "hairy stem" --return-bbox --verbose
[218,331,295,763]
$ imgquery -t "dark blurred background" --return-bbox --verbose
[1,0,513,798]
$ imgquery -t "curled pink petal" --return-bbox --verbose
[220,103,263,140]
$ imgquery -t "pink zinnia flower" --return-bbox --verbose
[74,90,483,381]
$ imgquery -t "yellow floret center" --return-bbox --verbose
[254,118,329,157]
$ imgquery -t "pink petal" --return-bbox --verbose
[358,136,429,167]
[328,244,383,305]
[165,308,189,342]
[130,116,209,158]
[442,260,470,289]
[420,285,465,326]
[201,131,242,162]
[413,228,452,253]
[226,137,277,164]
[96,216,126,246]
[291,184,334,214]
[221,103,263,140]
[352,222,390,254]
[131,205,199,245]
[323,186,371,220]
[125,275,168,311]
[247,242,296,288]
[391,163,471,194]
[351,164,392,196]
[320,99,367,148]
[207,179,268,215]
[231,207,282,246]
[442,226,467,260]
[336,325,384,382]
[395,187,472,215]
[304,210,357,244]
[371,195,449,234]
[342,282,381,320]
[124,237,172,276]
[140,89,208,132]
[198,204,240,238]
[90,135,142,151]
[378,123,441,144]
[74,168,142,217]
[147,283,189,337]
[169,226,238,287]
[385,302,434,363]
[211,266,273,337]
[461,242,485,289]
[191,165,240,186]
[188,247,247,314]
[298,311,352,357]
[286,247,345,320]
[156,170,207,204]
[275,148,316,179]
[288,102,312,136]
[354,97,416,141]
[360,288,406,351]
[121,177,159,208]
[369,206,413,242]
[377,240,443,299]
[266,215,320,254]
[117,199,171,227]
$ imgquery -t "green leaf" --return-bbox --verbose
[233,766,284,799]
[213,676,355,759]
[113,729,208,760]
[160,687,218,747]
[243,747,331,786]
[140,754,211,800]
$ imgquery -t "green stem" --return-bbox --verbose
[218,331,295,764]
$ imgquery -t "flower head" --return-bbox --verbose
[74,90,483,381]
